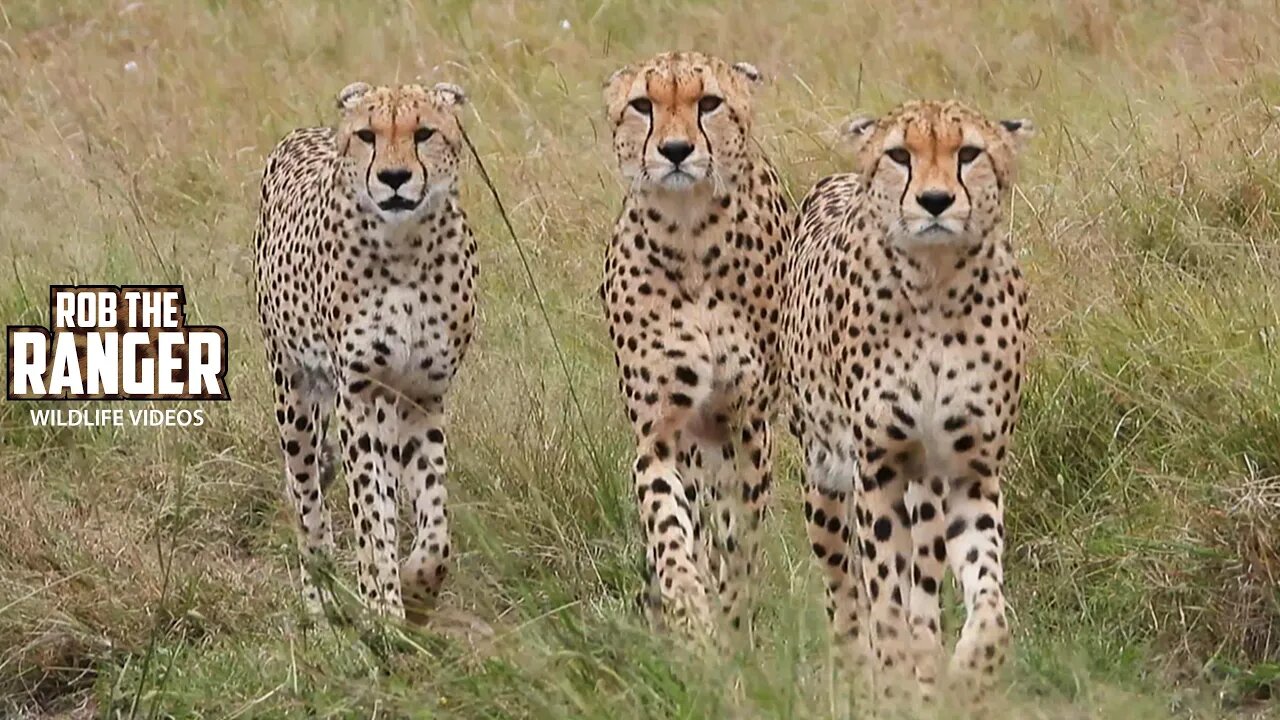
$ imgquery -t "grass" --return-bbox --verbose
[1,0,1279,717]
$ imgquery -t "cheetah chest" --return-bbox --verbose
[858,291,1023,477]
[622,233,769,404]
[334,250,474,403]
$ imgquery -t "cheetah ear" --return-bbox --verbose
[431,82,468,109]
[841,115,878,153]
[604,64,635,90]
[999,118,1035,151]
[842,115,877,138]
[840,115,879,177]
[336,82,372,111]
[603,65,637,116]
[731,61,763,84]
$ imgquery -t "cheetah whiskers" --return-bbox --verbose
[708,162,729,197]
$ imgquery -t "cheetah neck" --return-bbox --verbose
[334,177,460,253]
[635,181,721,232]
[887,237,999,314]
[628,147,757,233]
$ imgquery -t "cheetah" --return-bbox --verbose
[600,51,790,638]
[254,81,478,620]
[783,100,1033,705]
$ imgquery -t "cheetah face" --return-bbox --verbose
[844,100,1033,249]
[604,52,761,192]
[334,82,467,222]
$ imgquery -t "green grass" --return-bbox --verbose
[1,0,1279,717]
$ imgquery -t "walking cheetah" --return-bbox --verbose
[600,51,789,638]
[783,100,1033,704]
[254,81,478,620]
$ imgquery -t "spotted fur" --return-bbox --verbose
[783,100,1034,706]
[601,52,789,639]
[254,82,478,620]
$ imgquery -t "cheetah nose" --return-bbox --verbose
[917,191,956,217]
[377,168,412,190]
[658,140,694,165]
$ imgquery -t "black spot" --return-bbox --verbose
[674,365,699,385]
[873,465,896,486]
[873,517,893,541]
[969,459,993,477]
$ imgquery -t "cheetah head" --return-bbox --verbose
[334,81,467,222]
[604,51,762,192]
[843,100,1033,249]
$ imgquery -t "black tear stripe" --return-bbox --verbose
[363,129,376,198]
[695,71,714,168]
[956,141,973,209]
[897,156,913,210]
[639,69,656,181]
[413,143,428,193]
[696,108,714,171]
[413,112,429,191]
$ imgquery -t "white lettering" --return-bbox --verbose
[121,332,153,394]
[84,332,119,395]
[11,332,46,395]
[156,334,183,395]
[46,333,83,395]
[188,331,223,396]
[54,292,75,328]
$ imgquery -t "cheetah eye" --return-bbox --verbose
[697,96,723,113]
[354,129,376,144]
[414,127,436,143]
[629,98,653,115]
[958,146,983,164]
[885,148,911,165]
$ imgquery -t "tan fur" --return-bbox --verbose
[600,52,788,639]
[254,82,478,621]
[784,100,1033,707]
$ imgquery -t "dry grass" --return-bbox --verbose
[1,0,1278,717]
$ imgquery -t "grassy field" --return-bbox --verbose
[1,0,1279,717]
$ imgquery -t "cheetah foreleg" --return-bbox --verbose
[398,401,451,620]
[853,452,915,702]
[338,389,404,619]
[945,474,1010,708]
[716,415,773,639]
[803,478,872,695]
[905,475,950,702]
[273,372,337,619]
[633,443,715,639]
